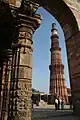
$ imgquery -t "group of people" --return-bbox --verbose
[55,98,64,110]
[31,97,65,111]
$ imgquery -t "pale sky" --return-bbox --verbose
[32,7,70,93]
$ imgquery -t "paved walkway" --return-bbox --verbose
[32,105,80,120]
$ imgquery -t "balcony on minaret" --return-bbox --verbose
[50,47,61,52]
[49,64,56,70]
[51,23,59,38]
[50,23,60,50]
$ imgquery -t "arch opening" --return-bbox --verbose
[32,7,70,92]
[31,0,80,115]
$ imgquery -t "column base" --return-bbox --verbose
[72,90,80,116]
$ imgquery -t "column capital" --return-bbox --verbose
[17,13,42,32]
[10,0,42,32]
[19,0,39,15]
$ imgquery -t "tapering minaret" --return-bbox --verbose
[49,23,68,103]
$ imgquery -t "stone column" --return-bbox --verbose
[1,60,7,120]
[8,6,42,120]
[0,60,4,120]
[1,49,12,120]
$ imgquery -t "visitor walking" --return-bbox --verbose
[59,98,62,110]
[69,99,72,109]
[32,99,34,111]
[61,99,64,110]
[55,98,58,110]
[58,98,60,110]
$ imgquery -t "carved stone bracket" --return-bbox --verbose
[10,0,40,18]
[20,0,39,16]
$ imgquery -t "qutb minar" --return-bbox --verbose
[49,23,68,103]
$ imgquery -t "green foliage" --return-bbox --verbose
[32,88,40,93]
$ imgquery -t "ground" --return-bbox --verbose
[32,105,80,120]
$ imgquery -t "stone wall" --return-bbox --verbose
[66,31,80,115]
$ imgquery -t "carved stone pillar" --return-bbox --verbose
[1,60,7,120]
[0,60,4,120]
[1,49,12,120]
[8,8,42,120]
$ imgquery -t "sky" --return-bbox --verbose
[32,7,70,93]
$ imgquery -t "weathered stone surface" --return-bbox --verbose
[63,0,80,30]
[64,0,80,11]
[66,31,80,115]
[1,49,12,120]
[7,12,42,120]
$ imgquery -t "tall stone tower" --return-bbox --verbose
[49,23,68,103]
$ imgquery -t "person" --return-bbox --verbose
[69,99,72,109]
[58,98,60,110]
[59,98,62,110]
[61,99,64,110]
[55,98,58,110]
[32,100,34,111]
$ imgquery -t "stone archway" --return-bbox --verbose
[29,0,80,115]
[20,0,80,115]
[7,0,80,110]
[0,0,80,119]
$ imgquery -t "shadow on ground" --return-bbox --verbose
[32,108,80,120]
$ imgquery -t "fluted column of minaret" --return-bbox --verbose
[49,23,68,103]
